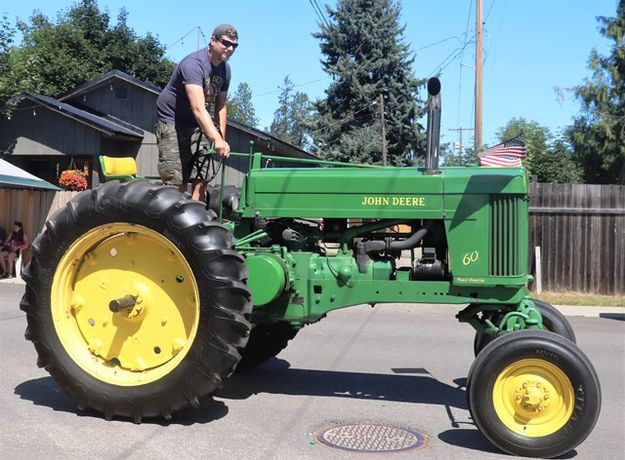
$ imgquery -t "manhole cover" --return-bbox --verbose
[313,423,427,453]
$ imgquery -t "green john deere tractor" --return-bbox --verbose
[21,78,600,458]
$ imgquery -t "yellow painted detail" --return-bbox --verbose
[493,358,574,437]
[360,195,427,207]
[51,223,199,386]
[101,156,137,177]
[462,250,479,266]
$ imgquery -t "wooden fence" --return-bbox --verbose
[529,183,625,295]
[1,189,80,265]
[2,183,624,294]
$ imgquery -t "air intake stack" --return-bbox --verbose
[425,77,441,174]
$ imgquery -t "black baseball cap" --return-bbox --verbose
[212,24,238,40]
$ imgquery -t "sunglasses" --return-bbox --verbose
[218,37,238,50]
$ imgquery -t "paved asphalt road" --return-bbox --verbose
[1,282,623,460]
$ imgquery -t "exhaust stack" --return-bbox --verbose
[425,77,441,174]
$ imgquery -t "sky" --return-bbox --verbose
[1,0,618,151]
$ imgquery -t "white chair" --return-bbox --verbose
[15,251,23,278]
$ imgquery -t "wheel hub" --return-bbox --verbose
[515,380,551,412]
[52,223,200,386]
[493,358,574,437]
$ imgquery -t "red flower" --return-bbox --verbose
[59,169,88,191]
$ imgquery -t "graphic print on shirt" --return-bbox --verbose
[205,75,225,102]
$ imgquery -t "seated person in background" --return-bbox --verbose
[1,221,29,278]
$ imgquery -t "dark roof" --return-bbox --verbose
[12,69,316,158]
[19,93,143,139]
[227,118,317,160]
[59,69,161,101]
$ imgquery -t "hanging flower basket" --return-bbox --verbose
[59,169,88,191]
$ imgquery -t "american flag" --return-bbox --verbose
[479,136,526,167]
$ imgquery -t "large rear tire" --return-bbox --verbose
[21,180,252,422]
[467,330,601,458]
[238,322,299,370]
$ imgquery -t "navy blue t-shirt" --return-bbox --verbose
[157,48,231,127]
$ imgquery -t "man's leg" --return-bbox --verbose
[0,251,6,274]
[7,252,14,277]
[191,180,205,201]
[156,120,186,190]
[188,127,210,201]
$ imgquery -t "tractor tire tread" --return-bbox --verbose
[21,180,252,421]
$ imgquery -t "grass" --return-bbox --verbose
[534,291,625,307]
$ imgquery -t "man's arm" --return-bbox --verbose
[215,91,228,139]
[185,84,230,157]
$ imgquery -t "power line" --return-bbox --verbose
[485,0,496,21]
[165,26,206,51]
[309,101,377,134]
[197,26,209,47]
[463,0,474,44]
[309,0,331,29]
[252,76,331,98]
[481,0,497,65]
[415,32,469,52]
[457,0,474,127]
[428,34,474,78]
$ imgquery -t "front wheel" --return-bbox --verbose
[467,330,601,458]
[21,180,252,422]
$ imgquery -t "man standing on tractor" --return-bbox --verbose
[156,23,237,200]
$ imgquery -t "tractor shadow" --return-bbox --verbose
[219,358,468,410]
[14,368,578,457]
[14,376,228,425]
[219,361,582,457]
[599,313,625,321]
[436,429,578,458]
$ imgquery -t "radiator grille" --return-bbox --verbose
[490,195,523,276]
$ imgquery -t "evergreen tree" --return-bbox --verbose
[0,0,174,102]
[270,76,293,140]
[313,0,425,165]
[567,0,625,184]
[228,82,259,127]
[270,75,313,149]
[289,91,313,149]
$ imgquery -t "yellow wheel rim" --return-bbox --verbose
[51,223,200,386]
[493,358,574,437]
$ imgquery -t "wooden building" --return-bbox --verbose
[0,70,315,188]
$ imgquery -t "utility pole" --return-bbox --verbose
[449,127,473,156]
[379,93,388,165]
[197,26,201,50]
[475,0,483,152]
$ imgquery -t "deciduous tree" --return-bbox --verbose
[0,0,174,102]
[497,118,581,183]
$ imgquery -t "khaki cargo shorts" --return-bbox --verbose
[155,120,210,185]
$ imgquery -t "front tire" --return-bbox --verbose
[21,180,252,422]
[467,330,601,458]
